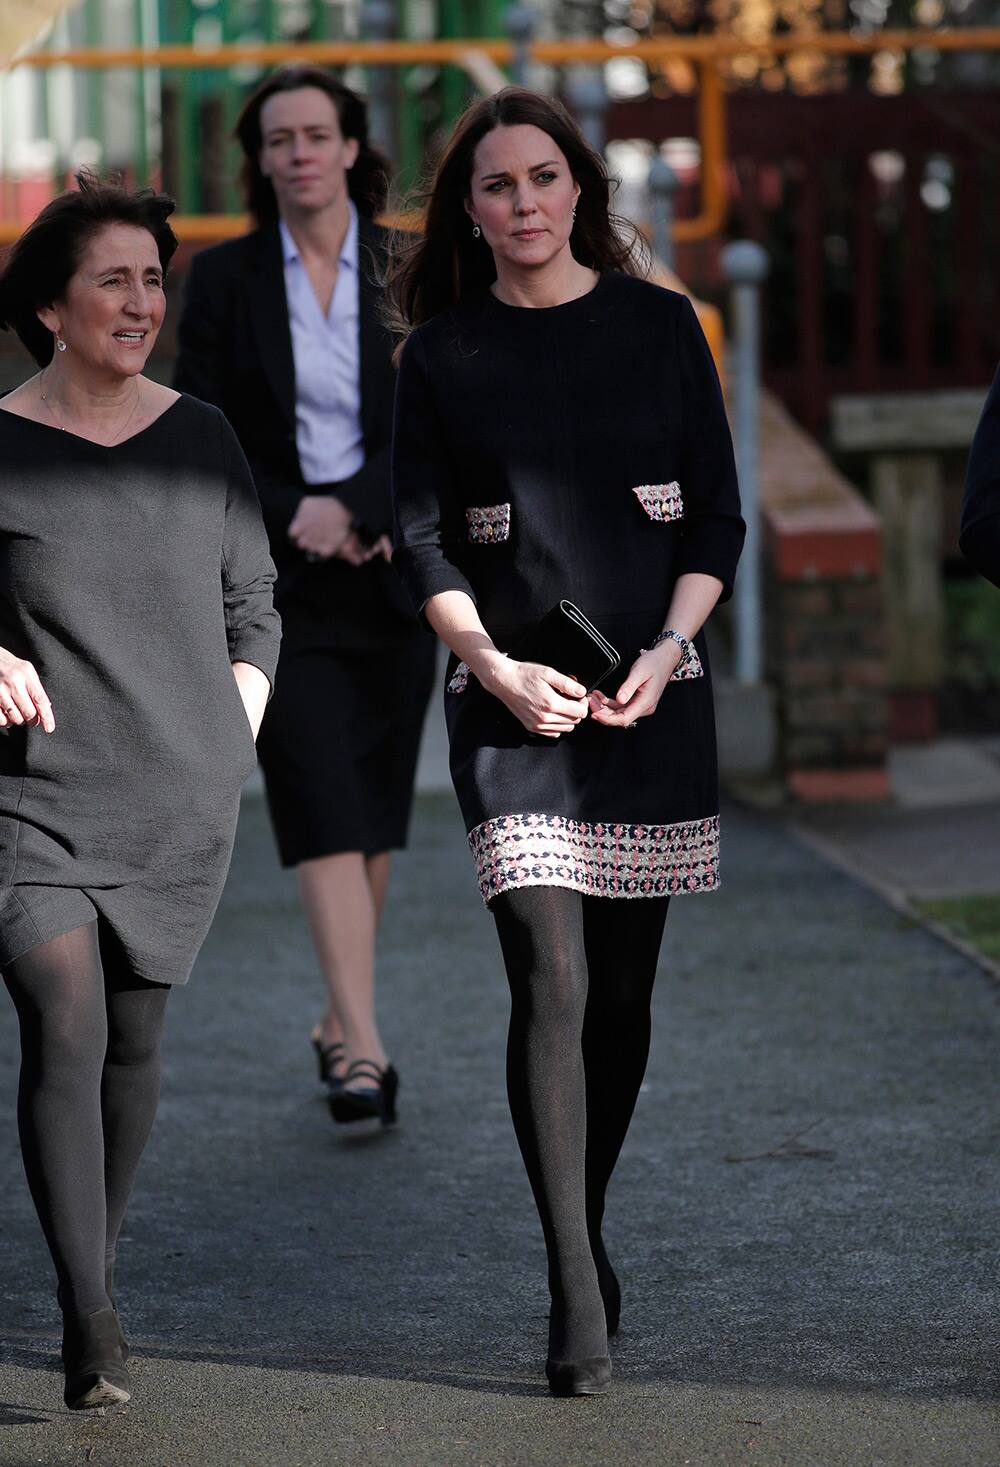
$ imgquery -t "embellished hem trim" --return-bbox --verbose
[469,812,720,906]
[466,503,511,544]
[633,482,683,523]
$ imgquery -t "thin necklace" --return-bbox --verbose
[39,369,143,446]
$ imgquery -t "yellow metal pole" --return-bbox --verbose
[673,60,727,245]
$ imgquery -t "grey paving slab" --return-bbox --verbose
[1,795,998,1467]
[795,800,1000,902]
[888,741,1000,810]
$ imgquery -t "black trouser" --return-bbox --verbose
[4,920,169,1317]
[492,886,669,1360]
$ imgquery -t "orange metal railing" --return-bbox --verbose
[2,29,999,246]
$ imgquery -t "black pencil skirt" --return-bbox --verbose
[256,633,435,867]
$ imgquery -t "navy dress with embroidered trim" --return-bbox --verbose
[0,394,281,982]
[391,273,744,906]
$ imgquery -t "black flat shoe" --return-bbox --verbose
[329,1059,398,1126]
[310,1031,346,1091]
[62,1306,131,1410]
[545,1354,612,1397]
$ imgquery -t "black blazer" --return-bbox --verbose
[174,216,414,642]
[961,365,1000,589]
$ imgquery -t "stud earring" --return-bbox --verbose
[472,223,481,239]
[571,204,578,222]
[55,335,67,352]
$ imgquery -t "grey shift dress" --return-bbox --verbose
[0,393,281,984]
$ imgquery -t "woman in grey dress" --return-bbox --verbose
[0,177,280,1410]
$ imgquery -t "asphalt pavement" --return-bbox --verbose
[0,791,997,1467]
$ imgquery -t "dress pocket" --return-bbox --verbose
[466,503,511,544]
[633,482,683,523]
[669,643,704,681]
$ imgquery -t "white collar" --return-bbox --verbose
[279,202,359,271]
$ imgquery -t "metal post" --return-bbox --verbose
[505,5,534,87]
[648,154,679,270]
[564,70,608,156]
[361,1,396,155]
[720,240,769,687]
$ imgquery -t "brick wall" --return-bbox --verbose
[760,394,890,801]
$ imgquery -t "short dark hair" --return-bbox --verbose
[0,171,177,367]
[234,65,390,224]
[385,87,646,339]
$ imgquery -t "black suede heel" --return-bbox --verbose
[545,1354,612,1397]
[592,1241,621,1336]
[62,1306,131,1410]
[109,1295,129,1362]
[58,1284,129,1362]
[545,1296,612,1397]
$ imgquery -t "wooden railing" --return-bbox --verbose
[611,87,999,431]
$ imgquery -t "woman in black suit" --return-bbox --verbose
[175,66,434,1124]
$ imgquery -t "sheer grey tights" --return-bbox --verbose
[492,886,669,1362]
[4,921,169,1318]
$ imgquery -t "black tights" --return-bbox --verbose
[3,922,169,1319]
[492,886,669,1362]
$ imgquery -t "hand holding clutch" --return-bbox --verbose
[482,601,619,740]
[510,600,620,696]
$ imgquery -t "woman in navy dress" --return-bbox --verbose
[390,88,744,1396]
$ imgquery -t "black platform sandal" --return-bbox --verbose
[329,1059,398,1126]
[62,1306,131,1410]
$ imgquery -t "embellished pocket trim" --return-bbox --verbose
[466,503,511,544]
[633,482,683,523]
[669,643,704,681]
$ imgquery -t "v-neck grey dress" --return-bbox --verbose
[0,393,281,983]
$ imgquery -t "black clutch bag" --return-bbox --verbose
[511,600,620,694]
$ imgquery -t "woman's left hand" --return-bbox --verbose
[588,642,682,729]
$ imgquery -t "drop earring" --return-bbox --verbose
[55,335,67,352]
[472,223,481,239]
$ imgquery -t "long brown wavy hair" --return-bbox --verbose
[385,87,646,340]
[234,65,390,224]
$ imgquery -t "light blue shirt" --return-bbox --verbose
[280,207,364,487]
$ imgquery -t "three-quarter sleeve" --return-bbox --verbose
[391,328,477,619]
[674,295,746,602]
[960,365,1000,589]
[219,413,282,687]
